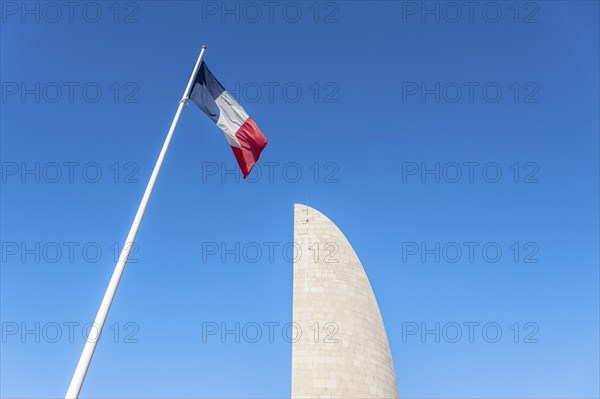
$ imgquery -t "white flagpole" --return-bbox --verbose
[65,45,207,399]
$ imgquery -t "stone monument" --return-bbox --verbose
[292,204,398,398]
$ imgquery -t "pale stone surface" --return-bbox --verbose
[292,204,398,398]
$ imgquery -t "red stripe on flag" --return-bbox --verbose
[230,117,268,178]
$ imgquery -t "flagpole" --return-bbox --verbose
[65,45,207,399]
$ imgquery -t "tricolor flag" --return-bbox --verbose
[189,61,268,178]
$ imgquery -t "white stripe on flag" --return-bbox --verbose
[215,90,248,148]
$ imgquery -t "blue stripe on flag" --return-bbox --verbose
[189,61,225,123]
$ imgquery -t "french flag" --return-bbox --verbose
[189,61,268,178]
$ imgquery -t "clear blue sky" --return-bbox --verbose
[1,1,599,398]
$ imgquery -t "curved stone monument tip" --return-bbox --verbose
[292,204,398,398]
